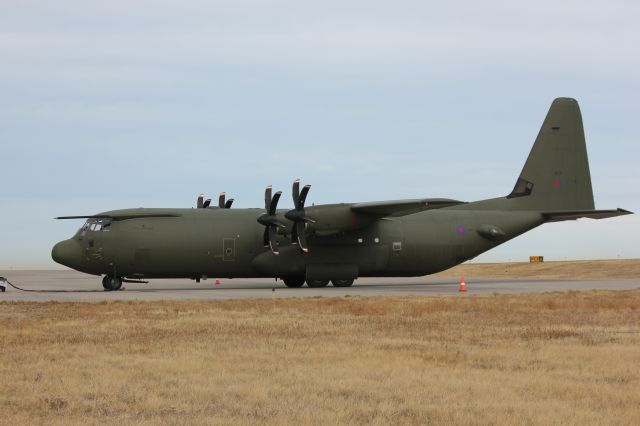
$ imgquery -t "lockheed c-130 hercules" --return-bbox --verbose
[52,98,631,291]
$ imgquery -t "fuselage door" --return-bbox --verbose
[383,218,404,271]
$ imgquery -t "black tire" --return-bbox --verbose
[307,279,329,288]
[282,276,305,288]
[332,279,354,287]
[102,276,123,291]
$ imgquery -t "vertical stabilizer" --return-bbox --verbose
[507,98,595,211]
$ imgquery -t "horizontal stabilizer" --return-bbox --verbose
[351,198,465,217]
[542,208,632,222]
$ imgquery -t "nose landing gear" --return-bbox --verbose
[102,276,123,291]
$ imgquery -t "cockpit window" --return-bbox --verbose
[81,218,112,232]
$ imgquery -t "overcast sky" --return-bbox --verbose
[1,0,638,268]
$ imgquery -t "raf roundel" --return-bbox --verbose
[456,226,465,235]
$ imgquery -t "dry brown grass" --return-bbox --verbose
[1,291,639,425]
[434,258,640,279]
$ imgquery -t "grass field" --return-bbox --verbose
[1,291,639,425]
[435,258,640,279]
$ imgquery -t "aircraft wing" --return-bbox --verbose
[351,198,466,217]
[542,208,632,222]
[56,213,181,221]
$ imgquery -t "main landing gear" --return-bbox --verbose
[102,276,123,291]
[281,277,354,288]
[331,279,354,287]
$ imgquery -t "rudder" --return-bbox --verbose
[507,98,595,211]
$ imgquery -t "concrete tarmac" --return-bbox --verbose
[1,270,638,302]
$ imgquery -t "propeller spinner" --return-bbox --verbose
[285,179,315,253]
[257,186,285,255]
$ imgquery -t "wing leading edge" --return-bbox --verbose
[351,198,466,217]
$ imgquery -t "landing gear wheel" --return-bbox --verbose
[102,276,123,291]
[307,279,329,288]
[282,276,305,288]
[331,279,354,287]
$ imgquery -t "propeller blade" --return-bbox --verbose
[299,184,311,209]
[292,179,300,206]
[296,221,309,253]
[291,220,298,244]
[203,199,211,208]
[268,225,280,255]
[258,185,284,255]
[219,192,226,208]
[285,179,313,252]
[269,191,282,216]
[197,194,204,208]
[264,186,272,211]
[225,199,234,209]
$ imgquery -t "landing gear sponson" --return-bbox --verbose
[282,277,354,288]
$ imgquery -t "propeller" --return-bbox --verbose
[257,186,285,255]
[285,179,315,253]
[197,192,234,209]
[218,192,234,209]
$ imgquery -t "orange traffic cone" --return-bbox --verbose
[215,279,221,285]
[459,277,467,292]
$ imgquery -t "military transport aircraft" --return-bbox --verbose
[52,98,631,290]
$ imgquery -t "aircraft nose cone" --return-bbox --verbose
[52,239,82,269]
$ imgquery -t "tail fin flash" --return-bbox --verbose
[508,98,595,211]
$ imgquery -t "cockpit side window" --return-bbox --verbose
[81,218,112,232]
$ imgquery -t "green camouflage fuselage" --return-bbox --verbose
[59,201,542,279]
